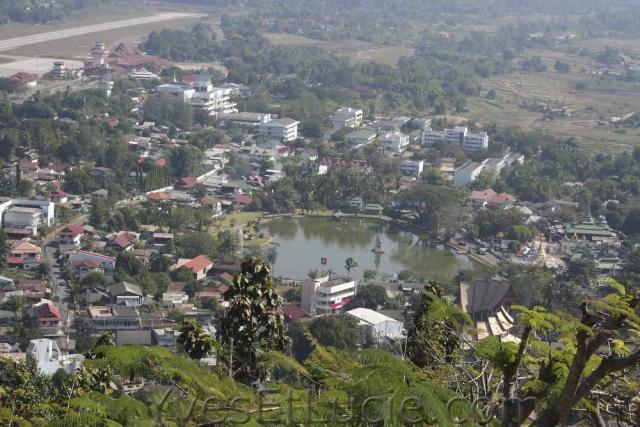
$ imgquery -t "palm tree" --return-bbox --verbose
[344,257,358,279]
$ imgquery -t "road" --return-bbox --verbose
[0,13,202,52]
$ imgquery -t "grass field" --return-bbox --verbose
[265,33,414,66]
[467,68,640,152]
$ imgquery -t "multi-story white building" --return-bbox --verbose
[380,131,409,154]
[443,126,467,144]
[454,162,485,187]
[463,132,489,152]
[421,127,444,145]
[301,276,357,316]
[400,160,424,177]
[27,339,84,375]
[330,107,363,128]
[258,118,300,142]
[191,74,238,117]
[155,83,196,101]
[218,112,273,127]
[0,198,55,235]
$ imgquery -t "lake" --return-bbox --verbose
[260,217,473,280]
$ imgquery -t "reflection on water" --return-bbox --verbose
[261,217,473,280]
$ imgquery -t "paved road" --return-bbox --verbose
[0,13,201,52]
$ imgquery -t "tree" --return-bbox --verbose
[478,282,640,426]
[554,59,571,73]
[344,257,358,278]
[308,314,361,351]
[115,252,144,277]
[0,230,9,270]
[407,283,470,369]
[565,258,598,287]
[218,258,290,383]
[176,320,217,360]
[506,224,533,243]
[89,198,109,230]
[352,284,388,309]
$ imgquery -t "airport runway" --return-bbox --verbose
[0,13,201,52]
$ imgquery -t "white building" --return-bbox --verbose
[454,162,485,187]
[218,112,272,127]
[346,307,405,342]
[421,127,444,145]
[330,107,363,128]
[68,251,116,274]
[27,339,84,375]
[444,126,468,144]
[463,132,489,152]
[301,276,357,316]
[155,83,196,101]
[0,198,55,235]
[191,74,238,117]
[128,68,160,81]
[400,160,424,177]
[344,129,377,146]
[380,131,409,154]
[258,118,299,142]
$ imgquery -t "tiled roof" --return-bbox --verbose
[183,256,212,273]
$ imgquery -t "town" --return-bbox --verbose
[1,1,640,425]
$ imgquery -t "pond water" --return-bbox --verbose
[260,217,473,280]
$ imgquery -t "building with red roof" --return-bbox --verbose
[146,191,169,202]
[32,301,63,335]
[10,72,38,87]
[468,189,515,209]
[174,255,213,280]
[48,189,68,203]
[108,231,139,252]
[175,177,196,190]
[57,224,84,247]
[282,304,312,323]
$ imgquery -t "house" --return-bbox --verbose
[468,189,516,209]
[152,327,180,347]
[162,290,189,307]
[380,131,409,154]
[88,306,141,331]
[146,191,170,202]
[346,307,405,342]
[108,231,139,252]
[173,255,213,280]
[32,301,63,336]
[258,118,299,142]
[281,304,312,323]
[132,248,154,265]
[232,194,253,210]
[344,129,376,146]
[200,196,223,217]
[57,224,84,247]
[10,72,39,88]
[27,339,84,375]
[454,162,484,187]
[68,251,116,275]
[301,276,357,316]
[48,189,68,203]
[116,330,153,346]
[19,159,39,173]
[8,239,42,270]
[70,259,104,277]
[399,160,424,177]
[109,282,143,307]
[330,107,363,128]
[151,232,174,247]
[459,279,517,342]
[175,177,196,191]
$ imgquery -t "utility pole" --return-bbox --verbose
[228,337,234,378]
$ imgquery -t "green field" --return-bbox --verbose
[265,32,414,66]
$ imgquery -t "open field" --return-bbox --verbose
[265,33,414,66]
[467,69,640,152]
